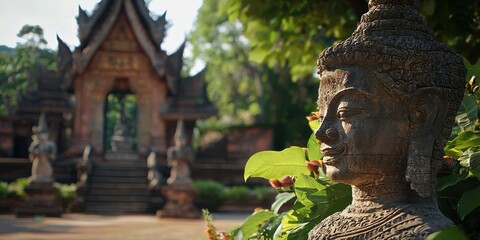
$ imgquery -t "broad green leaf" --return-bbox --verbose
[470,169,480,181]
[281,174,351,238]
[271,192,296,214]
[307,133,323,162]
[454,95,478,131]
[444,131,480,159]
[426,225,469,240]
[238,210,275,240]
[436,174,468,192]
[457,186,480,220]
[308,119,320,132]
[458,146,480,170]
[294,174,327,207]
[244,147,310,181]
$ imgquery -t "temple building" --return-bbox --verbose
[0,0,224,214]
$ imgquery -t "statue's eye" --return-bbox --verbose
[337,108,362,120]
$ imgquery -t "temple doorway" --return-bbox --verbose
[103,78,138,159]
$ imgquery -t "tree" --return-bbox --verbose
[222,0,480,80]
[0,25,56,117]
[189,0,319,147]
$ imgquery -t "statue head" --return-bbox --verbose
[174,119,188,147]
[315,0,466,198]
[33,112,50,142]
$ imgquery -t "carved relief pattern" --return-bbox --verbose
[309,204,443,240]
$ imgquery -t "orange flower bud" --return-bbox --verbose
[269,179,282,189]
[279,175,295,188]
[466,83,471,90]
[443,155,454,169]
[306,161,320,172]
[473,85,479,93]
[306,112,319,121]
[469,75,476,86]
[205,226,216,240]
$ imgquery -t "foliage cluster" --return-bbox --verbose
[0,178,30,200]
[192,180,277,212]
[189,0,319,148]
[221,0,480,80]
[205,72,480,239]
[0,178,77,212]
[0,25,56,117]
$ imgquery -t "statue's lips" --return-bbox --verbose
[321,144,347,165]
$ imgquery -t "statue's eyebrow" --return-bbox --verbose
[329,88,375,108]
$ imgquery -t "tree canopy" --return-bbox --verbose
[222,0,480,80]
[0,25,56,117]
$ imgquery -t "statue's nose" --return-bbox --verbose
[315,121,339,143]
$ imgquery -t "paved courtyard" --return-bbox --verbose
[0,212,250,240]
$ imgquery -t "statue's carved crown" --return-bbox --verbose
[318,0,465,96]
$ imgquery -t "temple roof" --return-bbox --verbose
[55,0,216,120]
[16,63,72,118]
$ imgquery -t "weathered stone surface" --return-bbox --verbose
[308,0,466,239]
[16,113,62,218]
[157,120,200,219]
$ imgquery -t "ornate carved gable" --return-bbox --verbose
[67,0,168,84]
[101,14,140,52]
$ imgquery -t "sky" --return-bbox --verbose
[0,0,203,54]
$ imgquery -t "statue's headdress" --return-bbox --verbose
[32,112,49,134]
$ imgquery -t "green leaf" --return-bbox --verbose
[307,133,323,162]
[436,174,468,192]
[294,174,327,207]
[308,119,320,132]
[244,147,310,181]
[271,192,296,214]
[454,95,478,131]
[457,186,480,220]
[458,146,480,170]
[248,48,270,63]
[444,131,480,159]
[426,225,469,240]
[238,210,276,240]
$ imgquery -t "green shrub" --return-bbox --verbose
[0,182,8,198]
[54,183,77,212]
[192,180,228,211]
[228,186,251,203]
[7,178,30,199]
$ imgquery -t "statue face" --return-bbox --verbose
[38,132,49,141]
[315,66,410,186]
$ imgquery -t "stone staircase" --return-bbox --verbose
[85,160,150,215]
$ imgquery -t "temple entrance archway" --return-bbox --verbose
[104,78,138,154]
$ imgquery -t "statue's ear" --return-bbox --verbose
[410,87,448,138]
[406,87,447,198]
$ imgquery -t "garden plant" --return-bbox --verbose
[204,72,480,240]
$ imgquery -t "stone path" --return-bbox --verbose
[0,212,250,240]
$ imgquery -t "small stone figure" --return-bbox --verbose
[308,0,466,239]
[166,120,194,186]
[16,112,62,217]
[110,98,133,152]
[29,113,56,183]
[147,151,164,190]
[157,119,200,219]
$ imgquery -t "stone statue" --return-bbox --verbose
[147,151,164,190]
[157,119,199,219]
[166,120,194,186]
[29,113,57,183]
[308,0,466,239]
[110,98,133,152]
[17,112,62,217]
